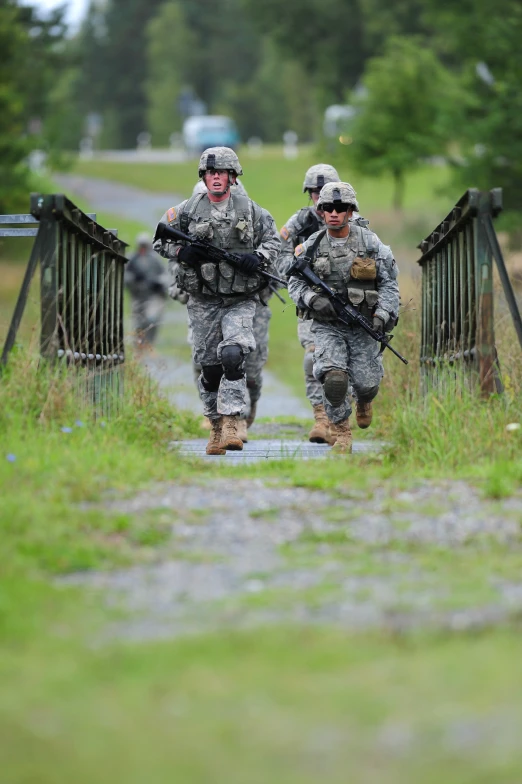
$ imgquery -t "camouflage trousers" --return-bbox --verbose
[131,294,165,347]
[297,317,323,408]
[190,300,270,419]
[187,296,256,419]
[311,321,384,423]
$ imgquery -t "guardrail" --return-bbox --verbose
[417,188,522,395]
[1,194,128,413]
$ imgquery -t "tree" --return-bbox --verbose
[145,2,195,145]
[241,0,367,108]
[422,0,522,222]
[0,2,31,212]
[348,36,462,210]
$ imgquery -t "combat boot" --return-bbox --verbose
[246,401,257,428]
[356,401,373,429]
[237,418,248,443]
[206,417,226,455]
[330,419,353,454]
[309,404,334,445]
[221,415,244,451]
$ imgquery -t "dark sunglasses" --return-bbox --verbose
[308,188,322,195]
[322,203,350,213]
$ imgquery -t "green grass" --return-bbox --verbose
[3,624,522,783]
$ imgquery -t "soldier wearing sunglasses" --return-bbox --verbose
[278,165,368,445]
[287,182,400,453]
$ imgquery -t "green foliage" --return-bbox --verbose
[348,36,463,210]
[241,0,368,107]
[0,1,31,212]
[144,0,315,144]
[424,0,522,216]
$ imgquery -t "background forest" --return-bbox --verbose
[2,0,522,219]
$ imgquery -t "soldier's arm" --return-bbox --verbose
[252,204,281,266]
[153,201,188,290]
[375,240,400,325]
[277,212,302,278]
[287,240,317,308]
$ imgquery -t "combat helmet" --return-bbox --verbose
[198,147,243,178]
[302,163,340,193]
[135,232,152,247]
[316,181,359,212]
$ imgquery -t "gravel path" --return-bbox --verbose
[64,478,522,641]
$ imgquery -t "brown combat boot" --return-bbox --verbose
[356,401,373,429]
[206,417,226,455]
[221,415,244,451]
[309,404,334,445]
[237,418,248,443]
[246,401,257,428]
[330,419,353,454]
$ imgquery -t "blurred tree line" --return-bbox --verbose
[2,0,522,219]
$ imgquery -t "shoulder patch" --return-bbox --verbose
[280,226,290,241]
[295,243,304,257]
[167,207,177,224]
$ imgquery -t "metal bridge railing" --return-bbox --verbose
[417,187,522,395]
[1,194,128,413]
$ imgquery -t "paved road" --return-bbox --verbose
[54,173,183,230]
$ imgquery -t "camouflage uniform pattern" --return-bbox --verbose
[288,218,400,424]
[189,296,256,418]
[278,207,366,409]
[124,248,168,346]
[154,185,280,418]
[245,300,271,406]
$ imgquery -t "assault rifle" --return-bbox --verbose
[288,255,408,365]
[154,223,287,299]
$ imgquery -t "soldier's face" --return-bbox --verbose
[323,204,353,227]
[309,188,321,206]
[204,169,232,192]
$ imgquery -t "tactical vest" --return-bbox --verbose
[308,226,380,320]
[295,208,321,246]
[175,192,264,297]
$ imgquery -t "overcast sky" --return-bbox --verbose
[20,0,88,30]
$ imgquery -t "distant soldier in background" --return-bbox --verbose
[125,233,168,350]
[184,178,273,440]
[278,164,367,443]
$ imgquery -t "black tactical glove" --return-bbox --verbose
[177,244,206,267]
[310,295,337,321]
[372,315,385,333]
[237,252,261,274]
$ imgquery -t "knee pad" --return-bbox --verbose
[201,364,223,392]
[221,344,245,381]
[324,370,349,407]
[303,348,315,378]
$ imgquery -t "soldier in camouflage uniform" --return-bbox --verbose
[278,165,365,444]
[288,182,400,453]
[188,179,271,441]
[124,233,169,350]
[154,147,280,455]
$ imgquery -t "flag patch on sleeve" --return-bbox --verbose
[295,243,304,256]
[167,207,177,223]
[280,226,290,240]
